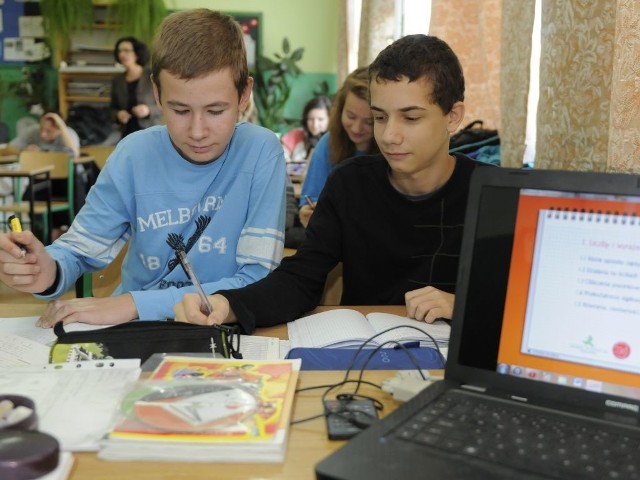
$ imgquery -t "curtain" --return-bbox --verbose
[500,1,536,168]
[429,0,502,132]
[358,0,395,66]
[535,0,616,171]
[337,0,395,84]
[608,0,640,173]
[337,0,356,84]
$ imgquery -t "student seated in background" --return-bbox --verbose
[298,68,379,227]
[174,34,492,333]
[0,9,286,327]
[1,112,81,239]
[3,112,80,159]
[281,95,332,174]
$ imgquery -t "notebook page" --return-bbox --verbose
[287,309,376,348]
[366,313,451,348]
[0,332,50,366]
[0,360,140,451]
[0,317,108,346]
[239,335,289,360]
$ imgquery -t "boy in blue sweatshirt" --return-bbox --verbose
[0,9,286,326]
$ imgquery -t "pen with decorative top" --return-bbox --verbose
[7,214,27,258]
[176,250,213,315]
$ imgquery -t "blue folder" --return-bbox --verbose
[285,347,445,371]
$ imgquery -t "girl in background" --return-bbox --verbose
[298,67,379,227]
[282,95,332,171]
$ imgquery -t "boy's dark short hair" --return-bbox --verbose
[113,36,150,66]
[151,9,249,101]
[368,34,465,114]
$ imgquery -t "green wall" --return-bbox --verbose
[169,0,339,120]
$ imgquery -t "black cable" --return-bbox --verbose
[291,323,447,425]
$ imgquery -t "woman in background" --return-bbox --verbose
[111,36,162,139]
[282,95,332,170]
[298,67,378,227]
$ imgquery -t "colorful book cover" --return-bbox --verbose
[107,357,300,445]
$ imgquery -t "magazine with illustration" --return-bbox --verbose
[99,356,301,463]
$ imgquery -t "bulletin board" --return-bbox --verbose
[0,0,47,64]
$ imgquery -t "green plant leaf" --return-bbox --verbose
[291,48,305,62]
[254,37,304,133]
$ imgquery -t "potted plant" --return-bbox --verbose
[254,38,304,134]
[11,65,48,116]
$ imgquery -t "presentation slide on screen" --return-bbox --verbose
[521,210,640,374]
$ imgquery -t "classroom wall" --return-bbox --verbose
[171,0,340,121]
[0,0,340,137]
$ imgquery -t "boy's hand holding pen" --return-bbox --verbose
[304,195,316,209]
[176,249,213,315]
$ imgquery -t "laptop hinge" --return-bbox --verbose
[461,384,487,393]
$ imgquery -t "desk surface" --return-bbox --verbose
[0,163,53,176]
[0,154,18,164]
[2,304,420,480]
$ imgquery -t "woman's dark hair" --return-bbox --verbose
[113,36,150,67]
[301,95,332,154]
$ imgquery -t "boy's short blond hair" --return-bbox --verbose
[151,9,249,100]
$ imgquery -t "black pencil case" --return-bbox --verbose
[49,321,242,364]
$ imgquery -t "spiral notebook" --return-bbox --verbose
[316,167,640,480]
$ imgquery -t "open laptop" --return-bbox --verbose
[316,167,640,480]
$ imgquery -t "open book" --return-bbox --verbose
[99,356,301,463]
[287,309,450,349]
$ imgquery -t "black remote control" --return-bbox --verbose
[323,398,379,440]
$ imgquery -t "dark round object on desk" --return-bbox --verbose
[0,430,59,480]
[0,395,38,431]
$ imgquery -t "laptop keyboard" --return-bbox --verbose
[392,390,640,479]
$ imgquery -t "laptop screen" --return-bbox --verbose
[497,189,640,401]
[449,169,640,413]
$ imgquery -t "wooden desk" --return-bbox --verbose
[0,154,18,164]
[2,304,419,480]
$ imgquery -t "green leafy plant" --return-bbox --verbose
[254,38,304,134]
[39,0,94,66]
[108,0,168,46]
[11,65,48,113]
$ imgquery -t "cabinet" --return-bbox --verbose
[58,65,123,120]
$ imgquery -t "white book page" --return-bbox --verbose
[0,360,140,451]
[287,309,376,348]
[0,332,50,366]
[0,316,108,346]
[366,313,451,347]
[239,335,288,360]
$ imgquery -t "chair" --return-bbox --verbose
[80,145,115,170]
[80,242,128,298]
[0,150,74,243]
